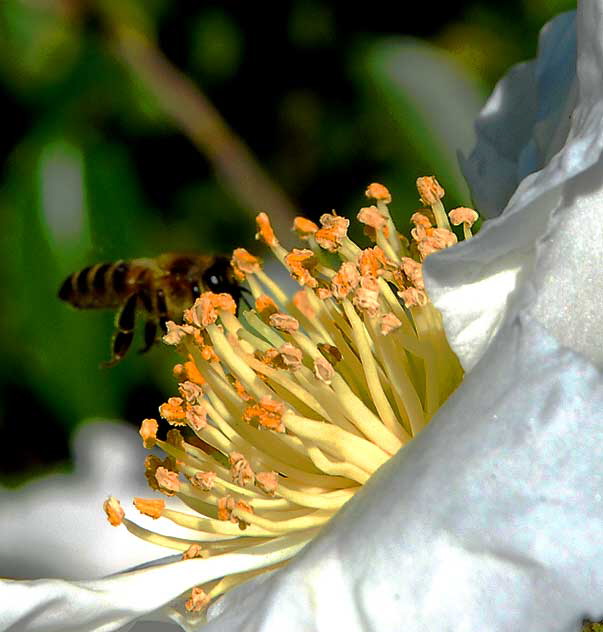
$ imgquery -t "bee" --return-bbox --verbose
[58,253,244,366]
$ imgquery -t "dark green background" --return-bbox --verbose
[0,0,575,483]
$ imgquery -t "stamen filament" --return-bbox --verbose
[275,484,357,510]
[306,446,371,484]
[256,269,289,305]
[162,507,274,536]
[341,300,404,441]
[243,311,287,348]
[432,200,452,231]
[234,507,332,534]
[283,412,391,473]
[106,177,474,618]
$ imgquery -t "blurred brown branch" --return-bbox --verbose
[100,12,298,244]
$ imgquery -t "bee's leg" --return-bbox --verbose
[102,292,138,367]
[137,287,157,353]
[156,288,169,333]
[139,320,157,354]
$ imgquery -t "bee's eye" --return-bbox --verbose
[201,257,241,307]
[202,260,229,293]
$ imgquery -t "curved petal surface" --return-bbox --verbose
[205,313,603,632]
[459,10,577,218]
[0,421,171,580]
[425,1,603,372]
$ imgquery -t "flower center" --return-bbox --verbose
[103,176,479,617]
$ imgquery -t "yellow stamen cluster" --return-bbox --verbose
[103,177,478,619]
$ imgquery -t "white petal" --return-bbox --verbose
[530,162,603,368]
[0,421,171,580]
[205,313,603,631]
[528,0,603,369]
[459,10,577,217]
[0,528,313,631]
[425,0,603,371]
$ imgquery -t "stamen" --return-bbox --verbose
[133,497,165,519]
[341,300,406,442]
[182,544,210,559]
[314,213,350,252]
[331,262,360,299]
[416,175,451,231]
[449,206,479,240]
[185,586,211,613]
[105,176,477,619]
[285,249,319,288]
[358,246,388,277]
[231,248,262,280]
[255,295,279,322]
[103,496,125,526]
[293,217,319,241]
[283,412,390,473]
[365,182,392,204]
[139,418,158,448]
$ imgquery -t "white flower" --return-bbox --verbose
[0,421,181,580]
[3,3,603,631]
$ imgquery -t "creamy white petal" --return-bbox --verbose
[205,313,603,631]
[459,10,577,218]
[0,530,313,632]
[425,1,603,372]
[528,0,603,368]
[0,422,172,580]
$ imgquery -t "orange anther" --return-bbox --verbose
[256,471,279,495]
[182,544,209,560]
[293,216,319,240]
[243,396,286,433]
[285,249,318,288]
[103,496,125,527]
[185,587,211,613]
[256,212,278,247]
[155,466,181,493]
[269,312,300,333]
[380,312,402,335]
[365,182,392,203]
[315,213,349,252]
[416,176,445,205]
[163,321,195,346]
[133,497,165,519]
[448,207,478,227]
[231,248,261,280]
[191,471,217,491]
[139,418,158,449]
[313,356,334,385]
[358,246,387,277]
[331,261,360,299]
[229,452,255,487]
[159,397,187,426]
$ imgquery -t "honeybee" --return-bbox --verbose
[58,253,244,366]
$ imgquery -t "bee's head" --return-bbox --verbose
[202,257,243,305]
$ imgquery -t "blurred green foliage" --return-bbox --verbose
[0,0,575,482]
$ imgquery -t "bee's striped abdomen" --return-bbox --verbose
[58,261,132,309]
